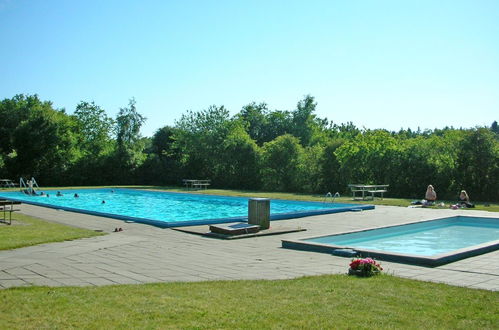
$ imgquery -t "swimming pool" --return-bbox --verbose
[0,188,373,227]
[282,216,499,266]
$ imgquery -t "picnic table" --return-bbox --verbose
[182,179,211,190]
[0,179,16,188]
[348,184,389,200]
[0,200,22,225]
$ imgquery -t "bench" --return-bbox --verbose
[0,200,22,225]
[348,184,389,200]
[0,179,17,188]
[368,189,387,199]
[192,182,210,189]
[183,179,211,190]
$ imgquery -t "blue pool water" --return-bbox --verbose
[282,216,499,265]
[305,216,499,256]
[0,188,373,227]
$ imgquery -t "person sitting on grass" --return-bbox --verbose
[423,185,437,206]
[457,190,475,208]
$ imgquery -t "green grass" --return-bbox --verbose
[1,275,497,329]
[0,213,104,251]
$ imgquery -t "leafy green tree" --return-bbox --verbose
[319,138,346,193]
[114,98,147,181]
[0,94,39,155]
[215,124,261,189]
[456,128,499,201]
[137,126,182,185]
[296,144,324,193]
[491,121,499,136]
[236,102,269,145]
[291,95,317,146]
[329,122,361,140]
[10,102,79,184]
[335,130,400,187]
[74,101,115,156]
[264,110,293,142]
[151,126,178,158]
[261,134,303,191]
[174,105,232,181]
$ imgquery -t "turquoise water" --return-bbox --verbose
[306,217,499,256]
[0,188,370,226]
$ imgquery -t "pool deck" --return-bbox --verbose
[0,204,498,291]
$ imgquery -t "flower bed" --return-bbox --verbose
[348,258,383,277]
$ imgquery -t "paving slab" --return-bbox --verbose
[0,203,497,291]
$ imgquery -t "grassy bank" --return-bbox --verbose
[0,213,104,250]
[1,275,497,329]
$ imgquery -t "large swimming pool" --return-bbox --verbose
[0,188,373,227]
[282,216,499,266]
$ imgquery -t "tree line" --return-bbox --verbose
[1,94,498,201]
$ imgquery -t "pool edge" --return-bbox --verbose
[282,216,499,267]
[0,189,374,228]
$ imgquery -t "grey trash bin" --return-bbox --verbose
[248,198,270,229]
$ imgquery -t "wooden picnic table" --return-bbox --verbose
[182,179,211,190]
[348,184,389,200]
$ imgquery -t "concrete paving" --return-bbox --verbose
[0,203,498,291]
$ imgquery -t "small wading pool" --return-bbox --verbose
[0,188,373,227]
[282,216,499,266]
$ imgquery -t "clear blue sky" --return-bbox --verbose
[1,0,498,137]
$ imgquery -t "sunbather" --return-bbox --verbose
[424,185,437,206]
[457,190,475,208]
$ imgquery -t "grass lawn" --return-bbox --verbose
[1,275,498,329]
[0,212,104,251]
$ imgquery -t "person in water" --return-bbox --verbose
[56,191,63,197]
[74,193,79,198]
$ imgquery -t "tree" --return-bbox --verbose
[151,126,178,158]
[116,98,146,149]
[491,121,499,135]
[236,102,269,145]
[0,94,39,154]
[318,138,346,193]
[11,102,79,184]
[456,128,499,201]
[335,130,400,187]
[114,98,147,181]
[137,125,182,185]
[291,95,317,146]
[215,124,261,189]
[261,134,303,191]
[74,101,115,156]
[174,105,232,181]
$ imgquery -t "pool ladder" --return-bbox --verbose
[323,192,340,203]
[19,177,40,195]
